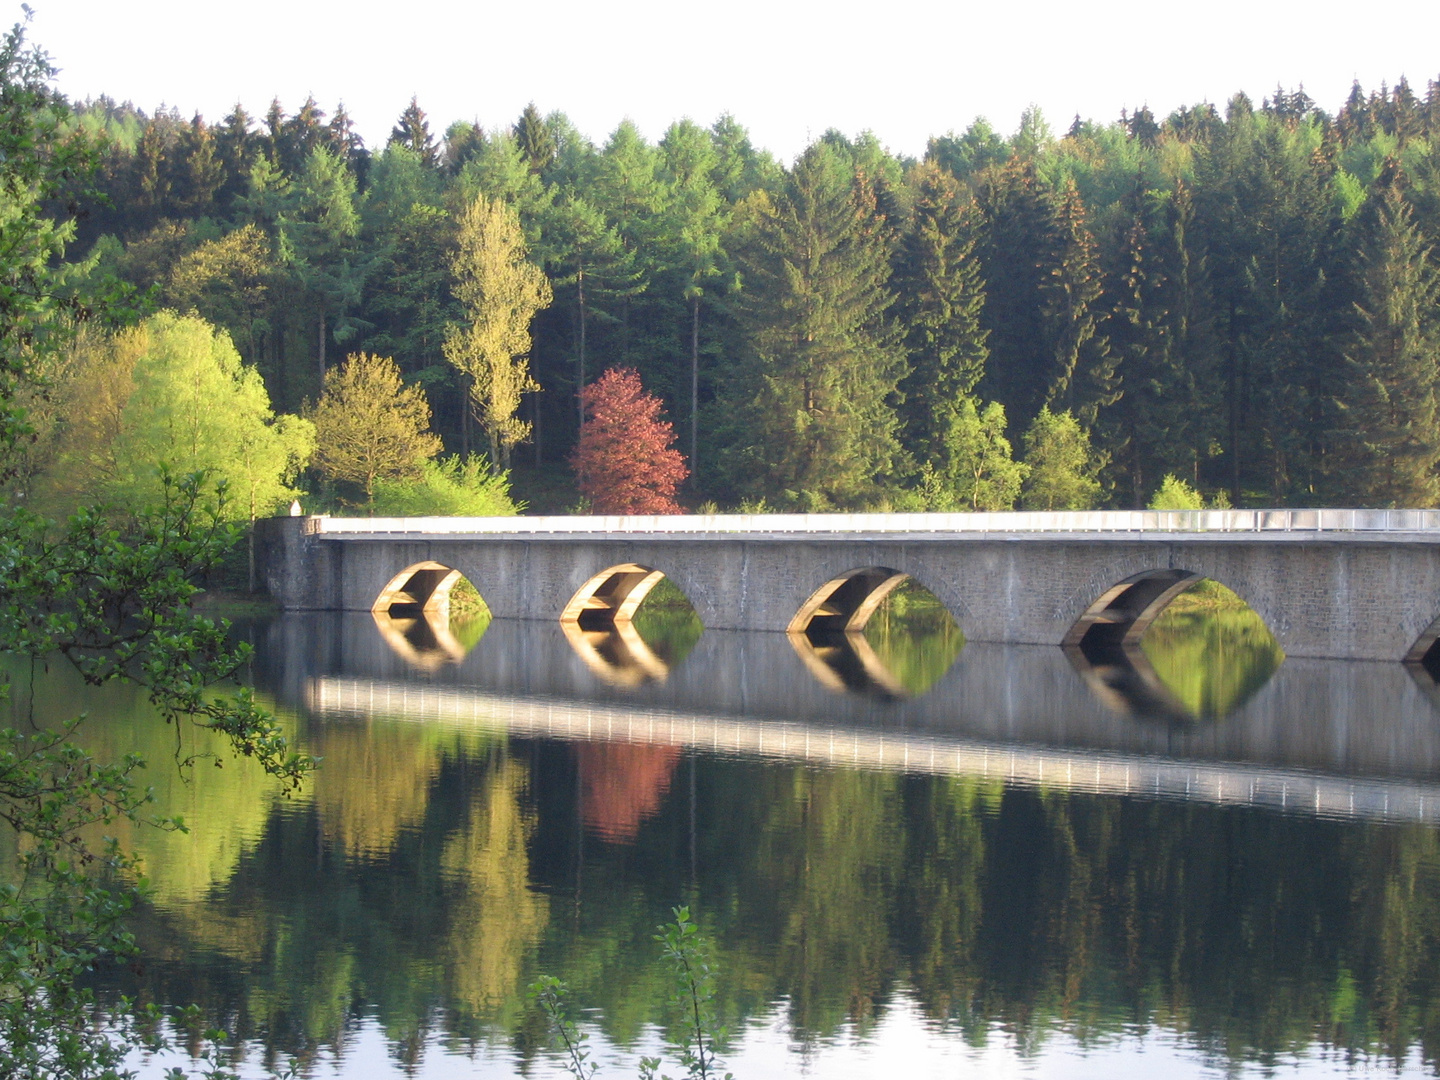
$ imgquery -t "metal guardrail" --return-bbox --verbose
[309,508,1440,537]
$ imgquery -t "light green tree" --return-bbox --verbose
[1148,473,1205,509]
[371,455,521,516]
[1020,406,1103,510]
[922,397,1028,511]
[39,312,314,527]
[443,195,553,470]
[313,351,442,504]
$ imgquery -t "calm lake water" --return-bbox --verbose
[12,585,1440,1079]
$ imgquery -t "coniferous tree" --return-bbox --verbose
[283,96,328,173]
[390,97,438,168]
[974,159,1057,428]
[443,120,485,174]
[718,142,902,509]
[132,118,171,227]
[1100,176,1186,505]
[659,118,727,475]
[215,104,258,205]
[287,145,364,384]
[514,103,556,175]
[1040,179,1112,426]
[894,161,989,470]
[1331,182,1440,506]
[327,102,366,165]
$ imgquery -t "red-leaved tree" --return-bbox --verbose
[571,367,689,514]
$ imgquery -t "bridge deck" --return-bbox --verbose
[308,508,1440,538]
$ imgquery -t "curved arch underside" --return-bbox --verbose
[788,567,912,636]
[373,561,468,620]
[562,564,668,630]
[1063,569,1205,652]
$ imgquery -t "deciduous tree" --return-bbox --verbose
[1020,406,1103,509]
[571,366,687,513]
[313,351,442,504]
[921,397,1027,511]
[443,195,552,471]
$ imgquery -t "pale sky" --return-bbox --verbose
[26,0,1440,164]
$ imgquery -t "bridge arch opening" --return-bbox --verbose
[371,561,490,669]
[789,569,963,698]
[1406,618,1440,677]
[1066,571,1283,722]
[561,565,702,683]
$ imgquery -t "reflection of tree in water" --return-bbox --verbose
[629,577,703,666]
[1139,584,1284,721]
[84,713,1440,1076]
[440,757,549,1018]
[307,716,449,860]
[860,580,964,697]
[577,742,682,842]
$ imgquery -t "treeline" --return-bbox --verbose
[57,77,1440,510]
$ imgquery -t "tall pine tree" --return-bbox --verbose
[717,142,902,509]
[893,161,989,470]
[1331,179,1440,506]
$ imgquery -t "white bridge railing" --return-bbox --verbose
[309,508,1440,537]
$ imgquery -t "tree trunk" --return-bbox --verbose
[317,310,327,381]
[690,295,700,478]
[577,264,587,431]
[460,373,471,457]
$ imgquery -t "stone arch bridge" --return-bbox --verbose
[255,509,1440,664]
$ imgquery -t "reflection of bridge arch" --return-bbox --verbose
[1406,616,1440,672]
[787,629,908,700]
[371,609,470,672]
[559,618,670,687]
[373,561,471,621]
[1064,641,1199,726]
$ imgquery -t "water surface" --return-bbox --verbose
[12,591,1440,1079]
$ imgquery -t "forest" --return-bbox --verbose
[25,75,1440,517]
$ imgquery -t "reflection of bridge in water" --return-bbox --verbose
[309,675,1440,826]
[253,613,1440,826]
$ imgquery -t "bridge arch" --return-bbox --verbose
[1406,617,1440,671]
[1062,569,1206,651]
[562,563,670,630]
[788,566,914,635]
[373,560,472,621]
